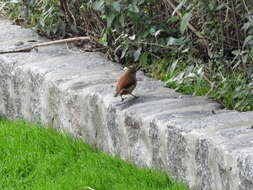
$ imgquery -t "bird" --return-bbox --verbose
[114,64,141,101]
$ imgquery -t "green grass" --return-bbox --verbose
[141,55,253,111]
[0,119,188,190]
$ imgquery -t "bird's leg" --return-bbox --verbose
[130,93,138,98]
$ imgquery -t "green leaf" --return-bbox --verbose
[243,35,253,48]
[100,31,108,46]
[112,2,121,12]
[170,59,179,75]
[120,46,128,59]
[128,4,139,13]
[250,48,253,57]
[92,0,104,11]
[149,27,156,34]
[107,14,116,27]
[216,3,226,10]
[119,14,125,27]
[231,50,241,56]
[242,21,252,32]
[140,53,148,66]
[172,0,187,16]
[167,16,179,23]
[133,47,142,61]
[137,0,145,6]
[167,37,185,46]
[154,29,164,37]
[180,12,192,34]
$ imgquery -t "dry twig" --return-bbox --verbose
[0,36,104,54]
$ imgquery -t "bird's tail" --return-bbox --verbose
[114,92,118,97]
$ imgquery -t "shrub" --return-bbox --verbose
[0,0,252,111]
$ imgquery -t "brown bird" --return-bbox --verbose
[114,64,141,101]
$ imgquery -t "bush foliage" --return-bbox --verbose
[0,0,253,111]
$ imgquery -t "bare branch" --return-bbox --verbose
[0,36,104,54]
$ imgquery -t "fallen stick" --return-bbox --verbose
[0,36,103,54]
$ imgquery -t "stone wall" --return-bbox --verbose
[1,17,253,190]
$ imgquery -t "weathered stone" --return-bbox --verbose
[1,17,253,190]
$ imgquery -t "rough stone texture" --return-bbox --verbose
[1,17,253,190]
